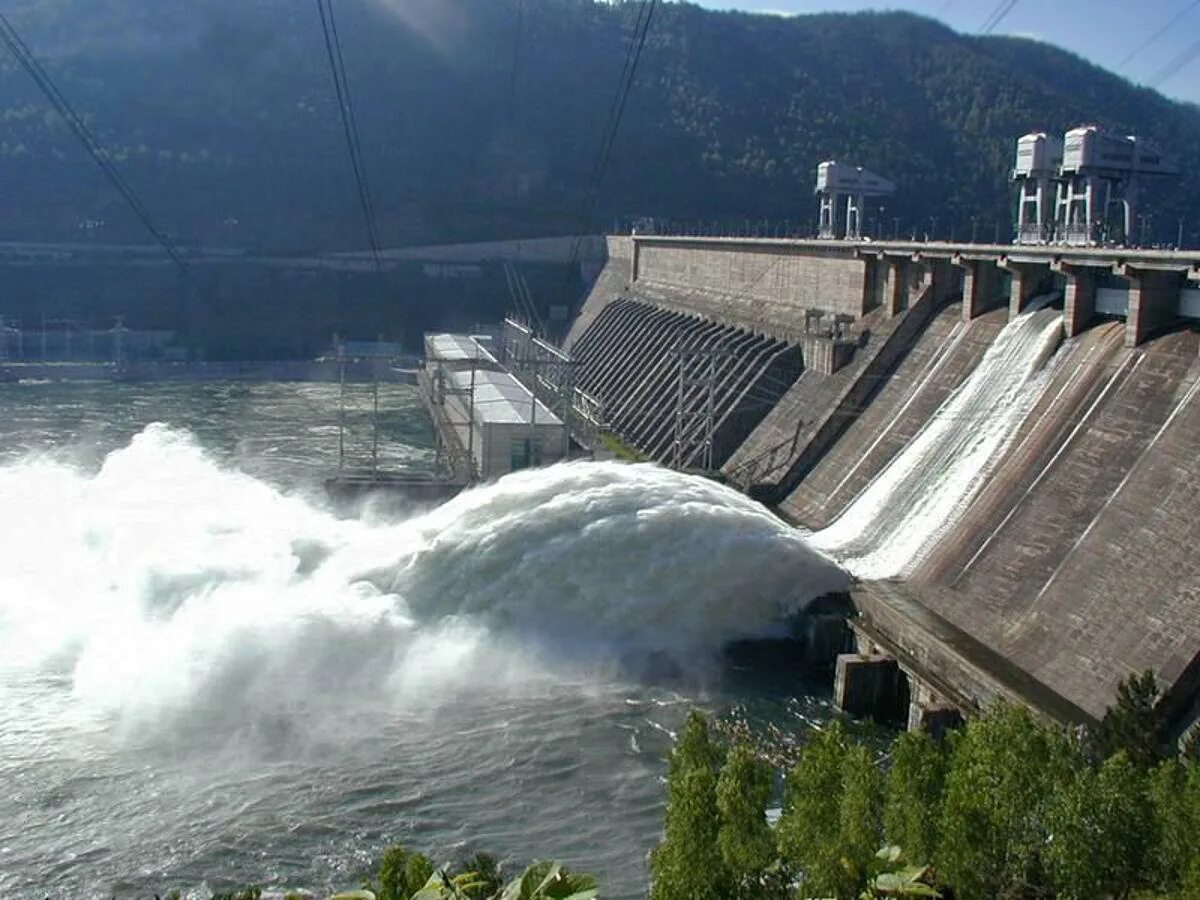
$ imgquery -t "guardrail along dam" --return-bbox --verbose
[565,233,1200,741]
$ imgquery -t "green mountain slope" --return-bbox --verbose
[0,0,1195,251]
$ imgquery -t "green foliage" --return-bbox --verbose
[459,852,504,899]
[650,711,729,900]
[1045,751,1153,899]
[598,432,646,462]
[860,846,940,898]
[837,745,886,898]
[883,731,946,868]
[410,869,489,900]
[716,743,777,896]
[495,861,597,900]
[936,703,1073,900]
[1090,670,1164,769]
[1148,758,1200,895]
[778,720,886,898]
[211,890,261,900]
[378,845,436,900]
[779,721,852,897]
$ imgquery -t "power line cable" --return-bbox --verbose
[1148,33,1200,88]
[0,13,186,271]
[979,0,1018,35]
[509,0,525,126]
[559,0,659,325]
[978,0,1006,32]
[315,0,384,274]
[326,0,381,255]
[1119,0,1200,70]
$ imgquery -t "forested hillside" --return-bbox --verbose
[0,0,1197,251]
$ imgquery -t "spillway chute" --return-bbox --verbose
[807,300,1065,579]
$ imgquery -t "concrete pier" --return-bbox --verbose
[954,255,1002,321]
[834,653,909,724]
[1052,260,1097,337]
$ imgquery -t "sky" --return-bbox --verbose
[690,0,1200,105]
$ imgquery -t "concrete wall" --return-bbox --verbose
[634,239,869,337]
[562,236,633,352]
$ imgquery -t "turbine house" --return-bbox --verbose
[815,161,895,240]
[1055,126,1180,246]
[422,333,570,481]
[1012,132,1064,245]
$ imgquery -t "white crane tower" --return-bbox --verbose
[1012,132,1063,245]
[1013,126,1180,246]
[815,161,895,240]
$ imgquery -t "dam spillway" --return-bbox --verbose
[567,233,1200,740]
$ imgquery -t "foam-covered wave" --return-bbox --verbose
[0,424,845,733]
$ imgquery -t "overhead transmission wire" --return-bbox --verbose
[0,13,186,272]
[1119,0,1200,70]
[1148,34,1200,88]
[558,0,659,332]
[509,0,525,126]
[315,0,384,274]
[979,0,1019,35]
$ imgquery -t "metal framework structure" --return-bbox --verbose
[670,344,731,472]
[502,317,607,448]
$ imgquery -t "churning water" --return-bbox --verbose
[0,304,1068,898]
[0,382,847,899]
[808,303,1065,578]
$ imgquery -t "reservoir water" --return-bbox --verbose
[0,381,849,899]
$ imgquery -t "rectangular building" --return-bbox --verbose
[422,332,569,481]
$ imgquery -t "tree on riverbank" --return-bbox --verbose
[652,697,1200,900]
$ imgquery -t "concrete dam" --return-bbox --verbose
[564,234,1200,741]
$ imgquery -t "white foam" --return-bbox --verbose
[0,426,846,734]
[808,303,1065,579]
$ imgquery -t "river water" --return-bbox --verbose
[0,303,1067,898]
[0,380,850,899]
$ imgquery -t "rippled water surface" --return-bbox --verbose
[0,380,846,899]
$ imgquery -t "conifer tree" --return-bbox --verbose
[1090,670,1164,769]
[716,743,777,897]
[937,704,1073,900]
[1148,757,1200,894]
[376,846,436,900]
[835,743,885,898]
[777,721,851,898]
[883,730,947,867]
[650,711,729,900]
[1045,751,1152,899]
